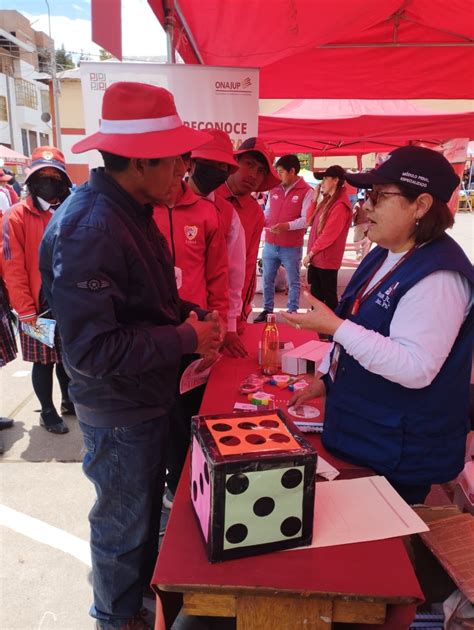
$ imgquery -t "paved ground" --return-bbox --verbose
[1,214,472,629]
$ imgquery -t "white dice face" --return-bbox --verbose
[223,466,305,550]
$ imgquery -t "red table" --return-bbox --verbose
[152,324,423,629]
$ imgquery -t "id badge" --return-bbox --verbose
[329,343,341,382]
[174,266,182,289]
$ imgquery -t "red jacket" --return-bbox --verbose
[2,197,52,321]
[215,182,265,322]
[307,188,352,270]
[153,184,229,320]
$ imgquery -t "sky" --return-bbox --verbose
[14,0,168,60]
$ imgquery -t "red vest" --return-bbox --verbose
[265,177,310,248]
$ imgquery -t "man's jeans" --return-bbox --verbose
[80,416,169,628]
[262,243,302,313]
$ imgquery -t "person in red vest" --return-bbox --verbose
[0,169,19,213]
[304,165,352,311]
[215,137,279,331]
[254,154,313,321]
[2,147,73,434]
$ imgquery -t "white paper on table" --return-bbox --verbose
[234,402,258,411]
[179,356,220,394]
[316,456,340,481]
[287,475,429,551]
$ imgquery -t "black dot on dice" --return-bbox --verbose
[245,434,266,445]
[199,473,204,494]
[281,468,303,489]
[280,516,302,537]
[212,423,232,432]
[226,473,249,494]
[204,462,209,484]
[225,523,248,544]
[220,435,241,446]
[269,433,290,443]
[238,422,258,430]
[192,480,198,502]
[259,419,279,428]
[253,496,275,517]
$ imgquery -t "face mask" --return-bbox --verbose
[29,177,70,203]
[192,162,228,196]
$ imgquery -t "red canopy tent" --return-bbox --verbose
[91,1,474,99]
[0,145,30,166]
[258,99,474,156]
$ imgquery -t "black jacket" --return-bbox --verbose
[40,168,203,427]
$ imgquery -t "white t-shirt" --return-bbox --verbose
[319,250,473,388]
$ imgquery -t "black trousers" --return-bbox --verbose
[307,266,339,311]
[166,354,206,495]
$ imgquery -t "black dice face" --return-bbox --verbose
[223,466,305,550]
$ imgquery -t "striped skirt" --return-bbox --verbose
[0,281,17,367]
[19,326,63,364]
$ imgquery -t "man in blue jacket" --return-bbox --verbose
[39,83,221,630]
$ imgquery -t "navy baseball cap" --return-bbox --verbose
[344,146,460,203]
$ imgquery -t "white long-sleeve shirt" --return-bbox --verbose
[208,191,245,333]
[264,179,314,231]
[319,250,472,389]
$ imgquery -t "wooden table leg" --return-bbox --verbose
[236,595,333,630]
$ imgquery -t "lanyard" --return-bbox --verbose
[350,245,418,316]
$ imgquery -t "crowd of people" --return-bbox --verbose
[0,81,472,629]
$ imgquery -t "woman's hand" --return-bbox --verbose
[282,291,344,336]
[288,376,326,407]
[303,254,311,268]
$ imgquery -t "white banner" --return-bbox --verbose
[80,62,259,167]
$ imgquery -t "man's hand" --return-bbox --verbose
[195,352,220,373]
[288,376,326,407]
[282,291,344,337]
[185,310,222,355]
[269,222,290,235]
[222,331,248,358]
[303,254,312,268]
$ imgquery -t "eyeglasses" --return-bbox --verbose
[367,190,407,206]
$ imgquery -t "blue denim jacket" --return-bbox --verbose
[40,168,203,427]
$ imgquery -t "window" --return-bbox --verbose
[15,79,38,109]
[39,133,50,146]
[41,90,50,114]
[21,129,29,156]
[0,96,7,122]
[28,130,38,153]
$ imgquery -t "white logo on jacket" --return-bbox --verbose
[375,282,399,310]
[184,225,198,241]
[291,195,300,202]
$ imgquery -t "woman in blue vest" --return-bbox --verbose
[284,146,473,504]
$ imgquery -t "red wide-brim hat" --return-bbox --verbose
[192,129,239,174]
[234,137,280,192]
[72,82,211,158]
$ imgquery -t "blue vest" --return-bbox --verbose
[322,234,474,485]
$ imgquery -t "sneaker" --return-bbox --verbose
[253,310,271,323]
[162,488,174,510]
[0,417,14,430]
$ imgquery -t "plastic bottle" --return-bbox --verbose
[261,313,280,375]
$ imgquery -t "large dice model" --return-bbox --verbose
[190,410,317,562]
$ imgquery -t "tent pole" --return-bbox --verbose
[163,0,176,63]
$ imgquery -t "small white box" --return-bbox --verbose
[281,340,331,375]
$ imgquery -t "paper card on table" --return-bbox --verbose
[316,456,339,481]
[287,476,428,551]
[179,356,221,394]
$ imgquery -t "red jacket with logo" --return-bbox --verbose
[307,189,352,270]
[215,182,265,322]
[265,177,311,247]
[2,197,52,321]
[153,184,229,321]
